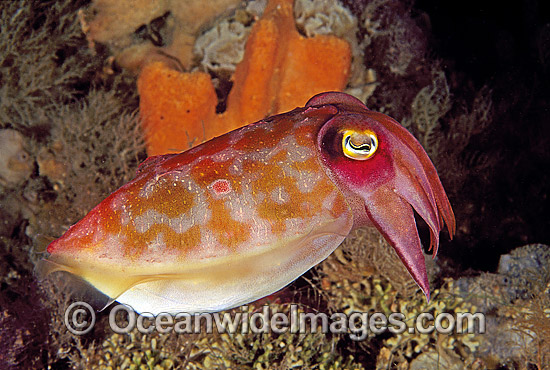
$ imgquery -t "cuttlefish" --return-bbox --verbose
[38,92,455,315]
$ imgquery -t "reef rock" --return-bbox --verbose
[0,129,33,187]
[82,0,241,71]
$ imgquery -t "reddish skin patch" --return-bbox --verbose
[191,158,241,193]
[210,179,232,196]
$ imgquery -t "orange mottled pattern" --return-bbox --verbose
[47,108,352,265]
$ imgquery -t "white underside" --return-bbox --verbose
[115,222,351,315]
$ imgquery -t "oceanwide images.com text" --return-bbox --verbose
[65,302,486,339]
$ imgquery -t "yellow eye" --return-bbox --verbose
[341,129,378,160]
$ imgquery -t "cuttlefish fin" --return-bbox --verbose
[33,234,57,254]
[135,153,177,177]
[35,258,178,311]
[35,259,114,311]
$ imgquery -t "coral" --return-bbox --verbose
[417,244,550,369]
[351,0,431,119]
[138,0,352,155]
[0,0,135,284]
[223,0,351,121]
[36,143,70,187]
[316,228,488,369]
[327,252,550,370]
[392,66,497,248]
[293,0,377,102]
[508,286,550,370]
[408,349,473,370]
[295,0,356,38]
[0,40,145,366]
[34,275,106,369]
[319,250,485,369]
[404,70,494,179]
[81,0,242,72]
[194,0,377,102]
[377,279,483,368]
[0,0,145,245]
[193,3,261,78]
[406,69,452,152]
[477,244,550,369]
[194,17,250,76]
[86,303,367,370]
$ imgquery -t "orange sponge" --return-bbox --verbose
[138,0,351,156]
[138,65,217,155]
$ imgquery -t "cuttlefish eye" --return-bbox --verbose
[341,129,378,160]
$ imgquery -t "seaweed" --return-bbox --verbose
[403,69,495,192]
[0,0,145,240]
[0,0,99,129]
[27,90,145,240]
[0,2,144,367]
